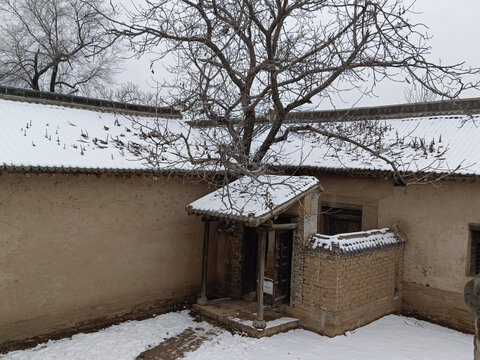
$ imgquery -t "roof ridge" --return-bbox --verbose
[190,98,480,127]
[0,85,182,119]
[287,97,480,122]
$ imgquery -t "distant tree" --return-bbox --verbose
[94,81,160,106]
[93,0,480,186]
[0,0,120,94]
[404,83,438,103]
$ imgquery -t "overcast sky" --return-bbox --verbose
[117,1,480,110]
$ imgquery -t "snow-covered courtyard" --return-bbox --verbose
[0,310,473,360]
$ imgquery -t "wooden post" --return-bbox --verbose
[197,218,210,305]
[253,230,267,329]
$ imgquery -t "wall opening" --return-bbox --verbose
[470,225,480,275]
[321,202,362,235]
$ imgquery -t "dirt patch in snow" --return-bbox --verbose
[137,326,221,360]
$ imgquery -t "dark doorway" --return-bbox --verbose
[273,229,293,304]
[242,227,258,295]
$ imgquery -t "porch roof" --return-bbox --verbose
[186,175,321,227]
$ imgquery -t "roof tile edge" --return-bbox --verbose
[287,97,480,122]
[190,97,480,127]
[0,85,182,119]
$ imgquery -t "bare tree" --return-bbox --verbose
[404,78,439,103]
[93,0,479,186]
[0,0,120,94]
[94,81,160,106]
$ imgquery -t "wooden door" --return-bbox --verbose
[242,227,258,295]
[273,229,293,304]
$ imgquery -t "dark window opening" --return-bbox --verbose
[470,228,480,275]
[321,203,362,235]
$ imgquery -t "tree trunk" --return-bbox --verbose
[242,108,256,162]
[49,63,58,93]
[31,51,41,91]
[31,77,40,91]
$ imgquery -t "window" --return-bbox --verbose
[321,203,362,235]
[470,226,480,275]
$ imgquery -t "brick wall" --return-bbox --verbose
[286,243,404,336]
[214,223,244,298]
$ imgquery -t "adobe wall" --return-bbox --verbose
[315,174,480,333]
[287,242,403,336]
[0,172,215,345]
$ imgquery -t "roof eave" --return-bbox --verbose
[186,182,322,227]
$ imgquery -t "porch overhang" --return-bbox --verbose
[185,175,322,227]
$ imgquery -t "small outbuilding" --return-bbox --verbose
[187,175,321,336]
[186,175,405,337]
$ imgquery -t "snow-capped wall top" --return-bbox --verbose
[186,175,321,226]
[309,228,404,254]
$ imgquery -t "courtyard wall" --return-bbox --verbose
[0,171,214,345]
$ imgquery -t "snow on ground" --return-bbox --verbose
[182,315,473,360]
[0,311,202,360]
[0,311,473,360]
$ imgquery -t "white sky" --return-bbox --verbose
[116,0,480,110]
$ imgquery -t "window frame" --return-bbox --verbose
[469,224,480,276]
[320,202,363,235]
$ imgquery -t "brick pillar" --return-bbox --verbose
[304,189,319,238]
[290,188,320,308]
[290,218,305,307]
[230,224,244,298]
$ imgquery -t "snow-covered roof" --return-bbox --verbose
[2,91,480,179]
[186,175,321,226]
[309,228,404,255]
[0,97,189,174]
[269,114,480,177]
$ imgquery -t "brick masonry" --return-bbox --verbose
[214,222,244,299]
[287,243,404,336]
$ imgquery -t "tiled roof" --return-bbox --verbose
[186,175,321,226]
[1,87,480,178]
[309,228,405,255]
[270,114,480,177]
[0,85,180,118]
[0,97,190,174]
[286,97,480,122]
